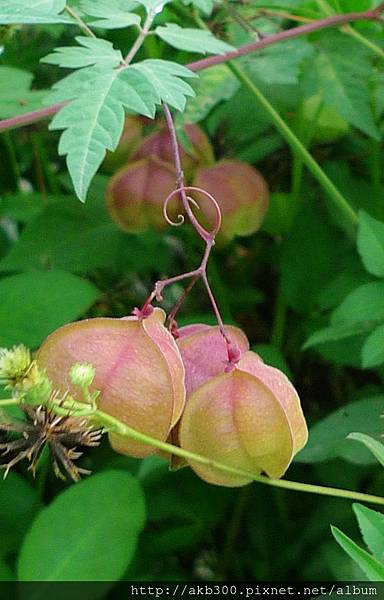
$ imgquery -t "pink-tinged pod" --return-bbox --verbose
[179,351,308,487]
[192,160,270,242]
[133,124,215,179]
[177,324,250,396]
[106,157,178,233]
[37,308,186,458]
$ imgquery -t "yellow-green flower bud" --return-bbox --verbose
[0,345,32,387]
[69,363,96,388]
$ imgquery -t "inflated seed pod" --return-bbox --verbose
[179,350,308,487]
[192,159,269,242]
[133,123,215,179]
[106,156,178,233]
[37,308,186,458]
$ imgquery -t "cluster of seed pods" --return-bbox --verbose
[106,119,270,242]
[37,309,308,487]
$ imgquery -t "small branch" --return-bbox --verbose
[64,5,96,38]
[187,7,384,72]
[124,10,155,65]
[0,103,65,133]
[88,405,384,507]
[1,7,383,133]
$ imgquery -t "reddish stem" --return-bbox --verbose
[0,7,383,133]
[138,105,237,365]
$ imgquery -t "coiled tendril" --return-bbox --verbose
[163,185,222,242]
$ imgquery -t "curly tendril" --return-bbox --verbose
[163,186,222,242]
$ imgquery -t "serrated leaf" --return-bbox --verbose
[80,0,141,29]
[311,33,380,139]
[353,504,384,563]
[348,433,384,467]
[132,59,196,112]
[331,526,384,581]
[17,471,146,581]
[49,66,158,200]
[357,211,384,278]
[296,396,384,465]
[155,23,234,55]
[0,66,47,118]
[0,0,70,24]
[42,36,123,68]
[361,323,384,368]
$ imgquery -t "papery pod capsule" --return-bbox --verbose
[192,159,269,242]
[106,157,177,232]
[133,124,215,179]
[179,350,308,487]
[177,323,249,395]
[37,308,186,458]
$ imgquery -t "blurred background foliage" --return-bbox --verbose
[0,0,384,584]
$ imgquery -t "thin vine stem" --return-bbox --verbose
[64,5,96,38]
[227,61,358,233]
[84,406,384,507]
[1,6,383,133]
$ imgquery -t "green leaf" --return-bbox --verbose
[177,64,239,125]
[0,270,99,348]
[49,66,158,200]
[308,32,379,139]
[80,0,141,29]
[0,472,42,558]
[181,0,214,16]
[247,39,314,85]
[132,59,196,112]
[331,526,384,581]
[353,504,384,563]
[296,396,384,465]
[0,0,70,24]
[357,211,384,278]
[137,0,171,13]
[361,323,384,368]
[280,203,349,314]
[304,321,372,350]
[0,67,47,118]
[155,23,234,55]
[331,282,384,327]
[348,433,384,467]
[42,36,123,69]
[18,470,146,581]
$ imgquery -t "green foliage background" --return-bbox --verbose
[0,0,384,584]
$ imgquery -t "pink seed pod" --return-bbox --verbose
[192,159,270,242]
[37,308,186,458]
[177,323,250,396]
[106,156,178,233]
[133,123,215,179]
[179,350,308,487]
